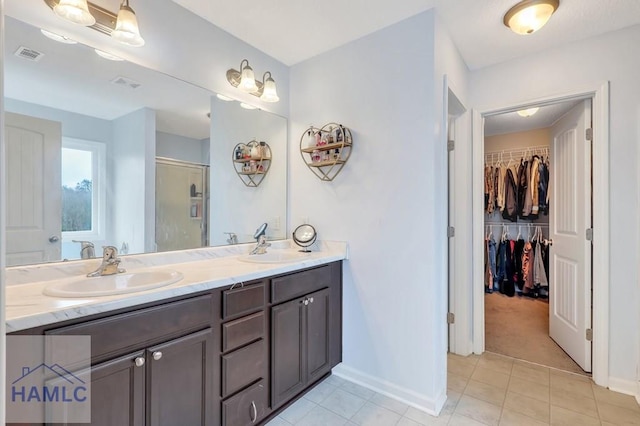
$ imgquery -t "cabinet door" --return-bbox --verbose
[146,329,214,426]
[271,297,305,408]
[89,351,145,426]
[306,288,332,383]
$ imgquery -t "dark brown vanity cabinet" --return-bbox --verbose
[270,263,342,409]
[8,261,342,426]
[219,281,269,426]
[43,294,215,426]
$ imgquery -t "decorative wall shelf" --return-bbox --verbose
[299,123,352,181]
[232,140,271,187]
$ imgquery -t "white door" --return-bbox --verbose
[5,112,62,266]
[549,100,592,372]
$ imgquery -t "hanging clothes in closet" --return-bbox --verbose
[484,225,550,299]
[484,150,551,221]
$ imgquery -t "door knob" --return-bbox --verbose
[303,299,309,306]
[152,351,163,361]
[309,297,314,304]
[134,357,145,367]
[49,235,60,243]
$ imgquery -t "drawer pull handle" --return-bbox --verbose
[250,401,257,423]
[134,357,145,367]
[152,351,163,361]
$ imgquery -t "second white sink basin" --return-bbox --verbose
[43,270,183,298]
[237,251,309,264]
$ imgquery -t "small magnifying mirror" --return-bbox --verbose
[293,224,317,252]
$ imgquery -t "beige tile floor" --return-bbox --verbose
[266,352,640,426]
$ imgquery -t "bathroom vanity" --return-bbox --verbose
[6,244,345,426]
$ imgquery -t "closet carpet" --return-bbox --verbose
[484,292,586,375]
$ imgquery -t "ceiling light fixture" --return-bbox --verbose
[53,0,96,26]
[517,107,540,117]
[259,72,279,103]
[503,0,559,35]
[112,0,145,47]
[40,29,77,44]
[226,59,279,102]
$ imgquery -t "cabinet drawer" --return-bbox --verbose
[222,379,268,426]
[222,282,265,320]
[222,311,265,353]
[221,339,265,398]
[271,265,331,304]
[46,294,212,361]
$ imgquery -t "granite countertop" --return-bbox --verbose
[5,240,348,333]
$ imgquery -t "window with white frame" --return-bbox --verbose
[61,138,106,240]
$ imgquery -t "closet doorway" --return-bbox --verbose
[482,98,593,375]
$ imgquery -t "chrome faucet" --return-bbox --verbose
[249,235,271,255]
[73,240,95,259]
[225,232,238,245]
[87,246,126,277]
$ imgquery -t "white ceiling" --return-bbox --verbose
[171,0,640,69]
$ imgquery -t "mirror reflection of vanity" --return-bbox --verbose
[4,15,287,266]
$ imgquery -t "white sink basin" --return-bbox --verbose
[237,251,309,264]
[43,270,183,298]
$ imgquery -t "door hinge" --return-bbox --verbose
[447,226,455,238]
[447,140,455,152]
[586,228,593,241]
[586,328,593,341]
[447,312,455,324]
[585,128,593,141]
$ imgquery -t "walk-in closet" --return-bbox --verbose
[483,100,592,375]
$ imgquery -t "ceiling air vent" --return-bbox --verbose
[14,46,44,62]
[110,76,141,90]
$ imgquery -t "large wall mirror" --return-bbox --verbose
[4,15,288,266]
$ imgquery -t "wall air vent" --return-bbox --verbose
[110,76,142,90]
[14,46,44,62]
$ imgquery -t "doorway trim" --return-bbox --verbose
[470,82,610,387]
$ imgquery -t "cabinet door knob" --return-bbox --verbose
[303,298,309,306]
[152,351,163,361]
[309,297,314,304]
[250,401,257,423]
[134,357,145,367]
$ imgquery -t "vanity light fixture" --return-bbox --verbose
[517,107,540,117]
[112,0,145,47]
[260,72,280,103]
[226,59,280,102]
[53,0,96,26]
[95,49,124,61]
[40,29,78,44]
[504,0,559,35]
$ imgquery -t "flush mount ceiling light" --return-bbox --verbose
[40,29,78,44]
[53,0,96,26]
[226,59,280,102]
[112,0,145,47]
[517,107,540,117]
[504,0,559,35]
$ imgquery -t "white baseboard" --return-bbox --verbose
[608,376,639,399]
[332,363,447,416]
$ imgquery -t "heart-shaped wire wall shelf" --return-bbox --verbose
[299,123,352,181]
[232,140,272,187]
